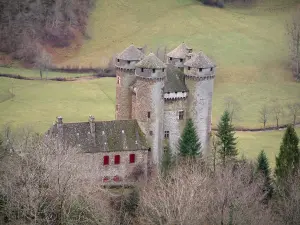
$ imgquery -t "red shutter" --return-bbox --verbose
[103,176,109,182]
[113,175,120,182]
[129,154,135,163]
[114,155,120,164]
[103,156,109,165]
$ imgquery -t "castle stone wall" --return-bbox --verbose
[135,77,165,164]
[164,98,187,153]
[115,68,136,120]
[136,68,165,79]
[185,67,215,154]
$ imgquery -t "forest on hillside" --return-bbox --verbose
[0,0,94,64]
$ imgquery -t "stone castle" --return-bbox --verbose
[47,43,216,185]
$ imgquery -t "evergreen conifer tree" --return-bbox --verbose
[275,125,300,183]
[178,119,201,158]
[257,150,273,199]
[216,110,238,166]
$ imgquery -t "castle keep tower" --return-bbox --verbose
[115,45,144,120]
[167,42,192,70]
[134,53,166,164]
[184,52,216,153]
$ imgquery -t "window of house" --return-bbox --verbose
[127,61,130,64]
[147,111,151,118]
[169,57,173,61]
[180,58,183,62]
[114,155,120,164]
[199,68,203,72]
[188,67,191,70]
[129,154,135,163]
[149,131,153,136]
[164,131,170,139]
[152,69,156,73]
[103,156,109,165]
[117,76,120,84]
[141,68,144,72]
[179,111,184,120]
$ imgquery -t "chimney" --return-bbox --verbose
[89,115,96,147]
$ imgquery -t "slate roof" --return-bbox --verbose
[135,53,166,69]
[184,52,216,68]
[117,45,144,61]
[167,43,190,59]
[164,64,188,93]
[47,120,148,152]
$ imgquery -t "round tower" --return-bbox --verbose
[134,53,167,164]
[115,45,144,120]
[166,42,192,70]
[184,52,216,154]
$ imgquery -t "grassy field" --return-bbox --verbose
[237,128,300,167]
[0,67,92,79]
[0,77,115,131]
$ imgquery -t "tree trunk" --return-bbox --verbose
[277,119,279,129]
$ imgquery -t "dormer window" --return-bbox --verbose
[169,57,173,61]
[188,67,191,70]
[152,69,156,73]
[180,58,183,62]
[199,68,203,72]
[141,68,144,72]
[127,61,130,64]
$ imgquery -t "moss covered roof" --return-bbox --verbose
[167,43,190,59]
[184,52,216,68]
[47,120,148,152]
[117,45,144,61]
[164,64,188,93]
[135,53,166,69]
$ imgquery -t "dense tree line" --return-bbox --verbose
[0,0,94,64]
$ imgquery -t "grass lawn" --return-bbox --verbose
[0,67,92,79]
[237,127,300,167]
[0,77,115,132]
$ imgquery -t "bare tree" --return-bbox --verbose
[35,49,52,80]
[137,161,277,225]
[224,96,241,124]
[287,102,300,126]
[271,102,283,129]
[259,105,269,129]
[210,133,219,174]
[286,8,300,79]
[0,127,120,225]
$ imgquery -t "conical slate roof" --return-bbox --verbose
[167,43,190,58]
[117,45,144,61]
[135,53,166,69]
[184,52,216,68]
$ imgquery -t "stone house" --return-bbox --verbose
[47,43,216,185]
